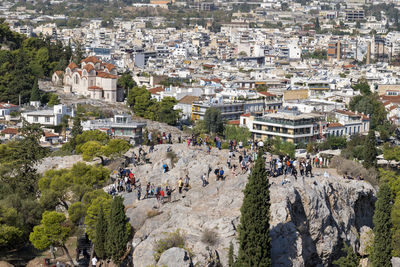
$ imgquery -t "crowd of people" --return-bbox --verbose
[108,131,342,205]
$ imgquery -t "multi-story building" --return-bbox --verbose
[328,110,370,137]
[345,9,365,21]
[241,111,324,144]
[328,41,341,60]
[81,114,146,145]
[62,56,123,102]
[22,104,74,126]
[192,100,245,121]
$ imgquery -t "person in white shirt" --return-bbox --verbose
[92,256,97,267]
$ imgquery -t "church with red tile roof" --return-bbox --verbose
[61,56,121,102]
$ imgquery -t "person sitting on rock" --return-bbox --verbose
[162,164,169,173]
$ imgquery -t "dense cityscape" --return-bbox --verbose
[0,0,400,266]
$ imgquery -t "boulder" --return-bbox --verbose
[359,226,373,256]
[157,247,192,267]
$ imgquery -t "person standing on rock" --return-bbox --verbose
[227,156,231,169]
[149,142,154,153]
[232,164,237,178]
[168,133,172,144]
[148,132,152,145]
[137,186,141,201]
[201,173,207,187]
[306,161,313,177]
[184,175,190,189]
[178,178,183,194]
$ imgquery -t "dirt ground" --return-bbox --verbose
[25,237,78,267]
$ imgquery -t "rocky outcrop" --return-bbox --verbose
[158,247,193,267]
[270,177,375,266]
[122,144,376,267]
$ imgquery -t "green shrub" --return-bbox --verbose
[201,228,219,246]
[154,229,186,261]
[221,142,229,150]
[166,151,178,167]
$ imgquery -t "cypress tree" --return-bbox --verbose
[371,183,393,267]
[30,78,41,102]
[363,130,377,169]
[228,241,235,267]
[95,205,107,260]
[106,196,131,264]
[237,151,271,266]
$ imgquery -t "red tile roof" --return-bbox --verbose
[335,110,359,116]
[327,123,344,128]
[241,113,251,117]
[380,95,400,104]
[83,64,95,73]
[388,105,398,111]
[2,128,18,135]
[55,70,64,76]
[88,86,103,91]
[44,131,59,138]
[104,63,116,71]
[81,56,102,64]
[67,62,78,70]
[258,91,276,97]
[96,72,118,79]
[148,87,164,95]
[343,64,356,69]
[179,95,199,104]
[227,120,240,125]
[0,103,18,109]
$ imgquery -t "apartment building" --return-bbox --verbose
[192,100,245,121]
[242,111,324,144]
[81,114,147,145]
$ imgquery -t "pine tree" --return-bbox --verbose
[371,183,393,267]
[237,151,271,266]
[333,243,359,267]
[363,130,377,169]
[30,78,40,102]
[95,205,107,260]
[228,241,235,267]
[106,196,131,264]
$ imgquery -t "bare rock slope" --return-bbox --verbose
[122,144,376,267]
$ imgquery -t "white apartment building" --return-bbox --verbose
[22,104,73,126]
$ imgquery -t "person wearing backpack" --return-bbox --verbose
[218,168,224,181]
[214,167,219,181]
[178,178,183,194]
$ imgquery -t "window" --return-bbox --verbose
[45,117,50,123]
[34,117,38,122]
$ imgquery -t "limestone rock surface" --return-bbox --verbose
[120,144,376,267]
